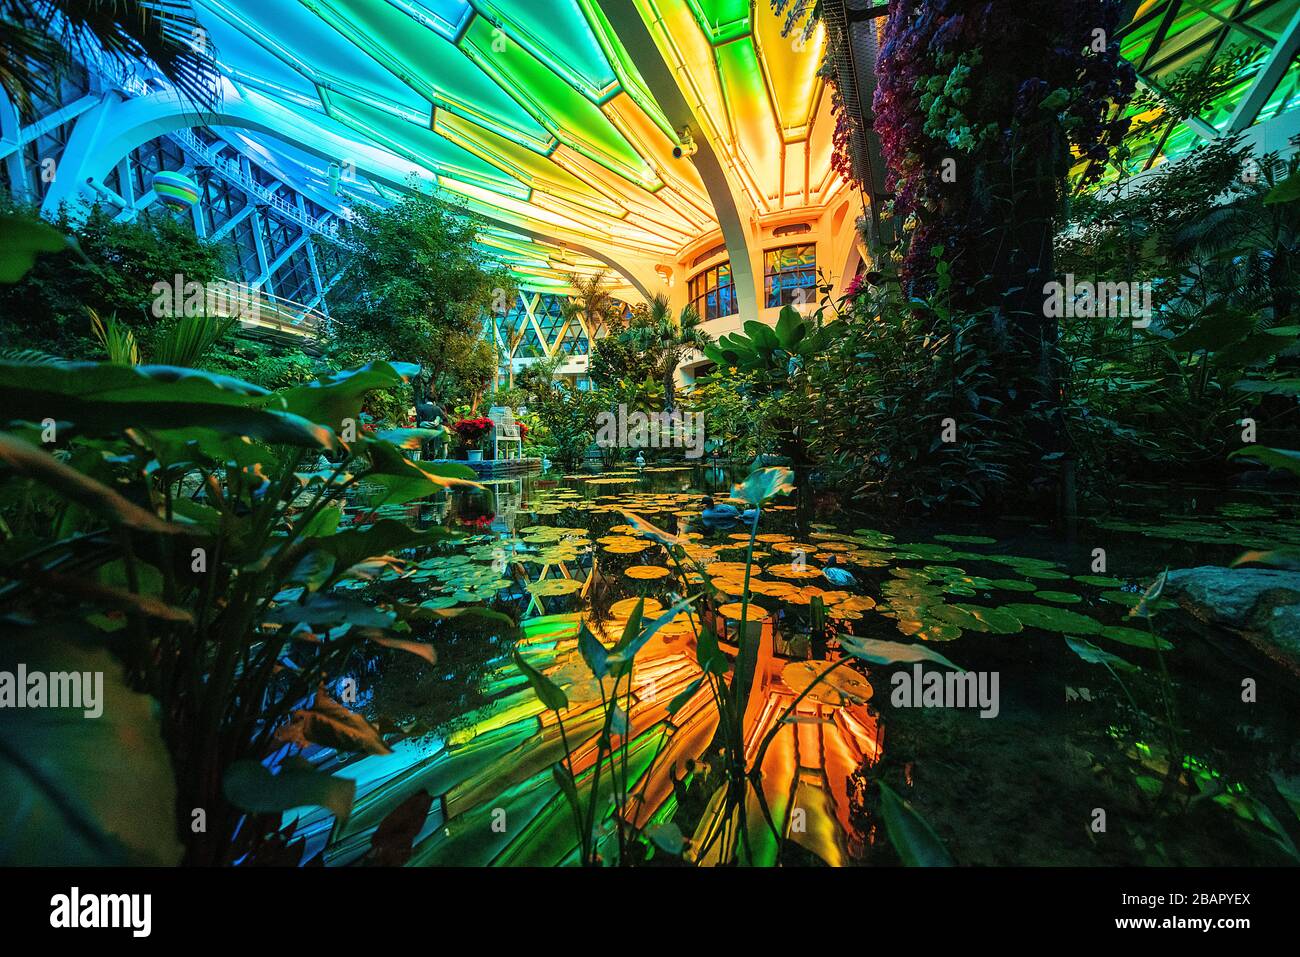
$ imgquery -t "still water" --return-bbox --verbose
[284,465,1300,866]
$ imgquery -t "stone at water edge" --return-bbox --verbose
[1164,567,1300,678]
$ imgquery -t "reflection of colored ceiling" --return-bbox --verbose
[189,0,1298,288]
[287,612,881,866]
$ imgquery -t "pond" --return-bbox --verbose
[283,465,1300,867]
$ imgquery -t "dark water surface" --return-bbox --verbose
[287,465,1300,866]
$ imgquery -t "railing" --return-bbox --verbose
[168,128,357,247]
[189,283,328,339]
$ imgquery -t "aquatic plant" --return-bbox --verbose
[0,227,491,863]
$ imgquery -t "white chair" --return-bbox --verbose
[488,406,522,461]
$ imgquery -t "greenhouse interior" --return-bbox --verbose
[1,0,1300,888]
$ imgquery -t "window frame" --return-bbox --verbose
[763,243,817,308]
[687,260,737,321]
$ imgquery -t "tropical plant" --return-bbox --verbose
[703,306,831,467]
[565,269,624,335]
[0,228,488,864]
[324,193,509,411]
[0,0,219,114]
[530,377,604,469]
[0,201,231,360]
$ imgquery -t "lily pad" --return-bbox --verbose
[1003,603,1102,635]
[1098,625,1173,651]
[1034,590,1083,604]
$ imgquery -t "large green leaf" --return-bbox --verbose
[731,466,795,506]
[0,634,183,864]
[878,781,954,866]
[0,432,179,535]
[363,441,483,504]
[0,362,337,449]
[223,758,355,826]
[1230,446,1300,478]
[512,648,569,711]
[774,306,808,350]
[264,362,414,431]
[1264,172,1300,205]
[0,213,68,283]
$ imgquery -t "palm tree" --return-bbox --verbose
[566,269,621,335]
[0,0,219,114]
[628,293,712,412]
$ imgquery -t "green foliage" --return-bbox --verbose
[0,201,230,360]
[680,375,766,461]
[1056,136,1300,479]
[203,339,321,390]
[530,377,604,468]
[590,292,711,410]
[0,633,184,865]
[323,193,509,411]
[0,338,481,864]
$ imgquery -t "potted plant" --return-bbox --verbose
[451,416,493,461]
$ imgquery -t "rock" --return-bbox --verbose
[1164,566,1300,677]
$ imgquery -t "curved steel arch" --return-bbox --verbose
[44,87,654,299]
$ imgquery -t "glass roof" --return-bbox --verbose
[187,0,1299,287]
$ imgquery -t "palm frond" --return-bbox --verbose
[151,312,237,367]
[88,308,140,365]
[0,0,220,114]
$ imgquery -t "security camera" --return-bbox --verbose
[673,126,697,159]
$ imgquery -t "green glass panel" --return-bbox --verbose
[324,91,526,197]
[459,15,650,184]
[475,0,618,96]
[684,0,751,43]
[303,0,550,147]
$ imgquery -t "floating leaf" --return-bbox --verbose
[781,660,873,706]
[878,781,954,867]
[1098,625,1173,651]
[839,636,963,671]
[1034,590,1083,604]
[1003,603,1102,635]
[1064,636,1139,672]
[223,758,355,826]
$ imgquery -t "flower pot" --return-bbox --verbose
[467,449,483,462]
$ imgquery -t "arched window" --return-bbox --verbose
[688,261,737,320]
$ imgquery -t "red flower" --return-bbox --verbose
[451,417,494,443]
